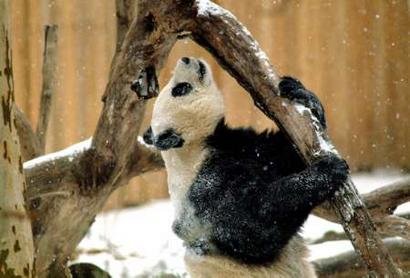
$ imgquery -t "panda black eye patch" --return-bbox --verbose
[171,82,193,97]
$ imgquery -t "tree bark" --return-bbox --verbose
[36,25,58,153]
[314,177,410,222]
[312,178,410,242]
[15,107,41,161]
[313,238,410,278]
[0,0,35,276]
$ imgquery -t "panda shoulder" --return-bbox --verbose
[205,118,283,151]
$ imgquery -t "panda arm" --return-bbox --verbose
[258,154,348,218]
[195,154,348,264]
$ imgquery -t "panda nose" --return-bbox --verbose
[181,57,190,64]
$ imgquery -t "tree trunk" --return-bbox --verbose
[0,0,35,276]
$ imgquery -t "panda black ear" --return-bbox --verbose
[142,126,154,145]
[154,128,185,150]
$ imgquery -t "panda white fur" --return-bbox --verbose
[143,57,348,278]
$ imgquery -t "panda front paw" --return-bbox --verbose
[313,154,349,191]
[279,76,327,129]
[278,76,305,99]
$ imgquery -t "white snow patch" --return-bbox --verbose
[317,134,338,154]
[309,240,354,261]
[294,103,310,115]
[302,215,344,243]
[24,138,92,169]
[293,103,338,155]
[73,201,187,277]
[196,0,228,17]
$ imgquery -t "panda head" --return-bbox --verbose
[148,57,224,150]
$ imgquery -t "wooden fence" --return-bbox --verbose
[10,0,409,208]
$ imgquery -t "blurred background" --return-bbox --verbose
[10,0,409,210]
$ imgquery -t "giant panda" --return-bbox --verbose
[143,57,348,277]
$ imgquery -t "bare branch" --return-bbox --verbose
[314,178,410,222]
[313,238,410,278]
[36,25,58,153]
[375,215,410,241]
[24,138,162,201]
[114,0,136,54]
[108,0,137,77]
[363,178,410,215]
[312,214,410,244]
[14,107,41,161]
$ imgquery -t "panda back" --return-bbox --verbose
[186,119,307,264]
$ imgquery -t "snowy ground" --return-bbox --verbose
[71,171,410,277]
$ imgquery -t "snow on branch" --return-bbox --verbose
[24,138,92,200]
[25,138,92,170]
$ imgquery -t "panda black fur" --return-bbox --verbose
[143,57,348,277]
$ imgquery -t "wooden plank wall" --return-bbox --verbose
[9,0,409,209]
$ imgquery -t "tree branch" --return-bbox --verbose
[313,178,410,222]
[24,138,162,202]
[313,214,410,244]
[313,238,410,278]
[363,178,410,215]
[36,25,58,153]
[375,215,410,241]
[14,107,41,161]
